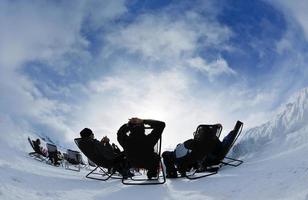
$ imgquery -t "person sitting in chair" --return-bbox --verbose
[200,122,243,169]
[101,136,122,155]
[117,118,166,179]
[32,138,47,157]
[79,128,131,178]
[163,122,243,178]
[162,124,224,178]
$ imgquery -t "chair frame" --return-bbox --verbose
[46,143,61,166]
[64,149,83,172]
[85,166,122,181]
[28,137,48,162]
[186,121,244,180]
[122,132,166,185]
[74,138,122,181]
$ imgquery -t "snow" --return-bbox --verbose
[1,88,308,200]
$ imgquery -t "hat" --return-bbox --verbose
[80,128,93,138]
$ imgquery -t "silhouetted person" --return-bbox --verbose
[78,128,131,177]
[117,118,165,179]
[162,124,223,178]
[32,138,47,157]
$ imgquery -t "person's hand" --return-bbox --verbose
[101,136,110,143]
[129,117,143,125]
[215,123,223,129]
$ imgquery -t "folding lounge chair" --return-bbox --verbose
[165,124,222,179]
[74,138,122,181]
[186,121,244,180]
[28,137,47,161]
[46,143,61,166]
[216,120,244,167]
[64,149,83,172]
[194,124,223,138]
[122,134,166,185]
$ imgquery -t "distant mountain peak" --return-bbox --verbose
[234,87,308,157]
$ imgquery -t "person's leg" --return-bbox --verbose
[176,154,197,177]
[146,153,160,179]
[113,153,133,179]
[162,151,177,178]
[53,153,60,165]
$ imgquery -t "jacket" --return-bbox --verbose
[117,120,165,167]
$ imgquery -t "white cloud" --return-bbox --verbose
[187,57,236,79]
[84,0,127,30]
[64,65,277,149]
[104,14,196,61]
[268,0,308,41]
[0,1,87,70]
[0,0,130,147]
[103,10,233,77]
[1,0,301,152]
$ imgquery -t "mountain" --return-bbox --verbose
[234,87,308,158]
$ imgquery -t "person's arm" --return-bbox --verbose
[112,143,122,154]
[144,119,166,144]
[117,123,129,147]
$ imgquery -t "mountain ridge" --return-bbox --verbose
[235,87,308,157]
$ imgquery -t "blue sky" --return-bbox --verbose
[1,0,308,149]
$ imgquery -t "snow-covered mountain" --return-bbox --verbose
[235,87,308,158]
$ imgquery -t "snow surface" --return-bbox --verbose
[1,88,308,200]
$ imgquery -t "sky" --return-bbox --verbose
[1,0,308,150]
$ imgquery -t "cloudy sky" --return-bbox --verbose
[1,0,308,150]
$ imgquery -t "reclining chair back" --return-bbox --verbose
[194,124,222,141]
[192,124,223,162]
[46,143,60,165]
[74,138,120,181]
[28,137,36,151]
[46,143,57,154]
[217,121,243,161]
[63,149,83,171]
[74,138,113,169]
[186,121,244,180]
[122,127,166,185]
[28,137,46,160]
[66,149,82,165]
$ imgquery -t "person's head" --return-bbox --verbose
[80,128,94,139]
[35,138,41,145]
[128,122,145,136]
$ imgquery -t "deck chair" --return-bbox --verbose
[186,120,244,180]
[194,124,222,139]
[64,149,83,172]
[46,143,61,166]
[170,124,222,178]
[28,137,47,161]
[122,132,166,185]
[74,138,122,181]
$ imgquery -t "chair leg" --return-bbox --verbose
[186,169,218,180]
[221,157,243,167]
[122,160,166,185]
[86,166,114,181]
